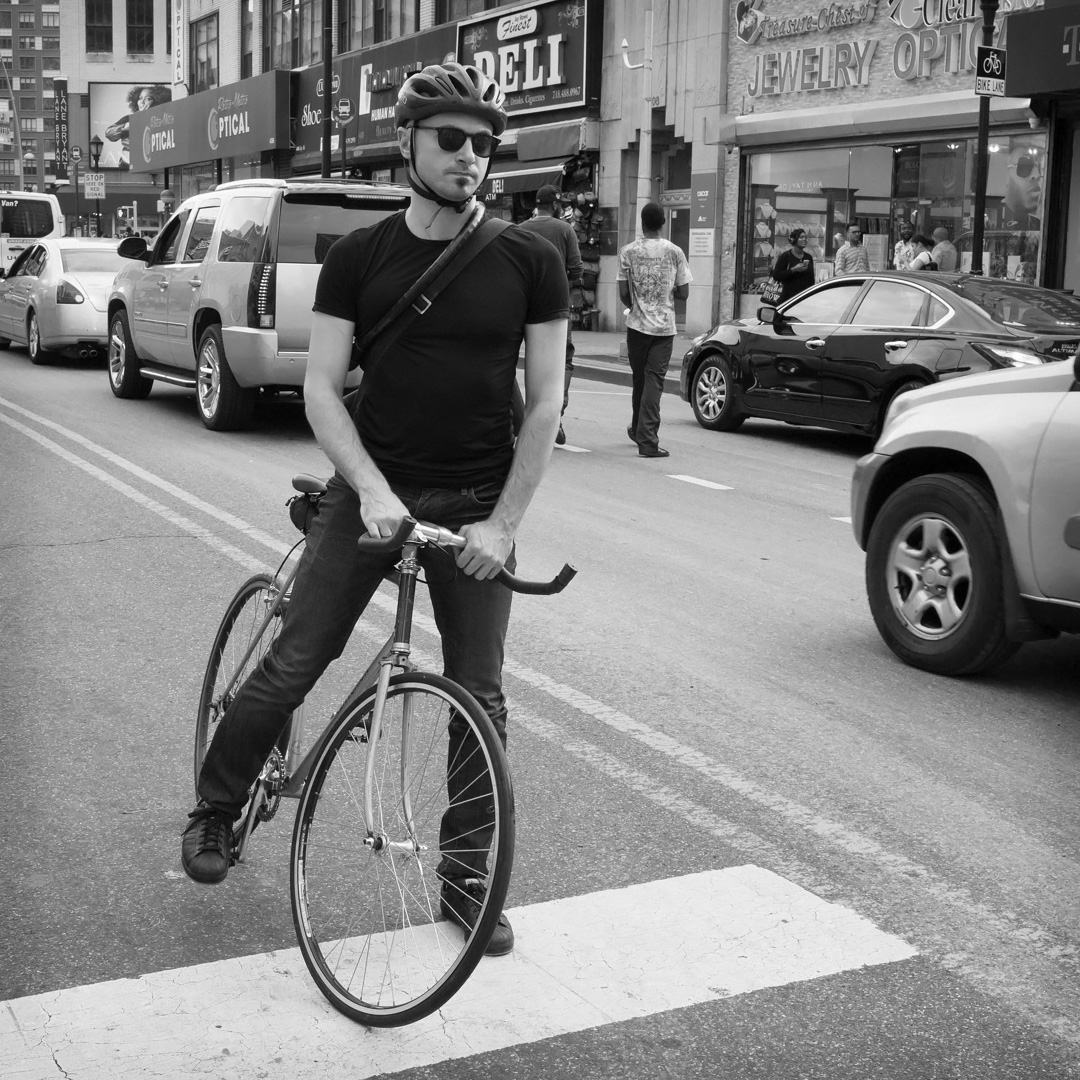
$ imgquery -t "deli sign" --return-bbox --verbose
[128,70,289,171]
[458,0,592,115]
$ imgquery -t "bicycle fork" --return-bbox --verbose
[364,541,424,856]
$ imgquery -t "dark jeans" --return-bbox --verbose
[626,328,674,452]
[562,323,575,416]
[197,474,515,880]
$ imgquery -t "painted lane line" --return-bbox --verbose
[669,474,733,490]
[555,443,591,453]
[831,515,853,524]
[0,868,915,1080]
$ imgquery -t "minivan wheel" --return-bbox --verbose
[108,310,153,399]
[691,355,745,431]
[196,324,255,431]
[865,473,1018,675]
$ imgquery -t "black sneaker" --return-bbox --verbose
[555,424,566,445]
[440,879,514,956]
[181,801,234,884]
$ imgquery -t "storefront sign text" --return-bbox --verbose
[458,0,592,115]
[735,0,880,46]
[747,38,876,95]
[53,80,69,181]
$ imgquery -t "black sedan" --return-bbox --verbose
[680,272,1080,438]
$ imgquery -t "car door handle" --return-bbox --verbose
[805,338,826,350]
[189,279,202,288]
[157,280,169,291]
[884,340,909,351]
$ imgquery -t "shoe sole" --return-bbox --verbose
[440,899,514,956]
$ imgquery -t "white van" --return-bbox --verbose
[0,191,65,271]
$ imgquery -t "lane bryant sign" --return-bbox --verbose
[127,70,290,171]
[457,0,593,115]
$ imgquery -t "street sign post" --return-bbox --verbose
[336,98,356,180]
[976,46,1007,97]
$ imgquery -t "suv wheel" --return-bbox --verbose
[865,473,1018,675]
[196,324,255,431]
[691,355,745,431]
[108,309,153,399]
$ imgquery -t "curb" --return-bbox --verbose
[570,354,683,396]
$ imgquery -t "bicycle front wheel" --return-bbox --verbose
[194,573,284,796]
[290,672,515,1027]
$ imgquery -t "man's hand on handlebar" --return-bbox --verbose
[457,519,513,580]
[360,488,411,543]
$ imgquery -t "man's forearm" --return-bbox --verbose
[489,394,560,535]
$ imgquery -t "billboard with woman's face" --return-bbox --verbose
[89,83,172,169]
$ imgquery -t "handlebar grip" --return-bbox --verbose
[496,563,577,595]
[356,516,417,552]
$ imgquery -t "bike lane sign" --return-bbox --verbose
[976,46,1006,97]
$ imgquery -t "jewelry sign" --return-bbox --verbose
[457,0,593,116]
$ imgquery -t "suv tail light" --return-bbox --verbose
[56,279,85,304]
[248,262,275,329]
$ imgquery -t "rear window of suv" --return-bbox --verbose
[276,192,405,264]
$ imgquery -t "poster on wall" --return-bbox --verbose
[89,83,173,170]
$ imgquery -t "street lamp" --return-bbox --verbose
[90,134,103,237]
[970,0,1001,275]
[621,8,655,235]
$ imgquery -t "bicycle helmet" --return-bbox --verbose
[396,62,508,136]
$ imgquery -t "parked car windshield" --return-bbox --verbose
[60,248,127,274]
[953,279,1080,331]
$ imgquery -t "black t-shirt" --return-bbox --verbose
[313,212,568,487]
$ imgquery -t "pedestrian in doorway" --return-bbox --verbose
[834,224,870,275]
[931,227,958,271]
[909,234,938,271]
[893,221,915,271]
[617,202,692,459]
[772,227,815,303]
[519,184,583,446]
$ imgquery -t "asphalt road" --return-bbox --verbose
[2,348,1078,1079]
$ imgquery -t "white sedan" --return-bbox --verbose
[0,238,126,363]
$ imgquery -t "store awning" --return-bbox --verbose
[482,155,567,195]
[714,91,1034,147]
[514,118,599,162]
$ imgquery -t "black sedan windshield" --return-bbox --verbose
[953,279,1080,331]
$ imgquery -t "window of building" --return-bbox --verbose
[18,55,36,70]
[0,36,12,50]
[127,0,153,54]
[42,12,59,28]
[434,0,498,24]
[336,0,418,51]
[240,0,253,79]
[42,57,60,70]
[18,35,34,48]
[0,12,10,28]
[19,97,34,113]
[18,10,33,26]
[42,36,59,49]
[0,159,15,176]
[191,14,219,93]
[86,0,112,52]
[20,117,36,133]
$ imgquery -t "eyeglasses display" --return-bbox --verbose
[415,126,501,158]
[1009,155,1040,178]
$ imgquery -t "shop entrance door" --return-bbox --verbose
[664,207,689,327]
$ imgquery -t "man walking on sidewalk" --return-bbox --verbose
[618,202,692,458]
[519,185,583,445]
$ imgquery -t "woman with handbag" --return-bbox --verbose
[771,228,816,303]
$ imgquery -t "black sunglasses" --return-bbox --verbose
[1010,154,1040,179]
[415,125,500,158]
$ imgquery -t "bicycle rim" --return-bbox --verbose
[290,672,515,1027]
[194,573,284,799]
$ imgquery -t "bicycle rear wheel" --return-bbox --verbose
[290,671,515,1027]
[194,573,285,797]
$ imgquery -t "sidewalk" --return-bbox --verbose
[564,329,696,395]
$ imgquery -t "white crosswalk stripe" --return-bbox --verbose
[2,868,915,1080]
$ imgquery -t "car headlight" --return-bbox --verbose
[985,345,1043,367]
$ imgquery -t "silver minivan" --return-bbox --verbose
[106,178,409,430]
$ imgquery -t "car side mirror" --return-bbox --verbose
[118,235,149,260]
[757,305,778,324]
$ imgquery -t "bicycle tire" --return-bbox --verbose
[290,671,515,1027]
[194,573,285,798]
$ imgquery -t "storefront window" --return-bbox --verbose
[740,132,1048,310]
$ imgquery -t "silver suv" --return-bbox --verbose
[106,178,409,430]
[852,353,1080,675]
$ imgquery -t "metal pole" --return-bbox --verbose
[970,0,1000,275]
[636,8,654,232]
[74,158,80,234]
[321,0,333,178]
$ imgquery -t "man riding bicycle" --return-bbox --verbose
[181,62,569,957]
